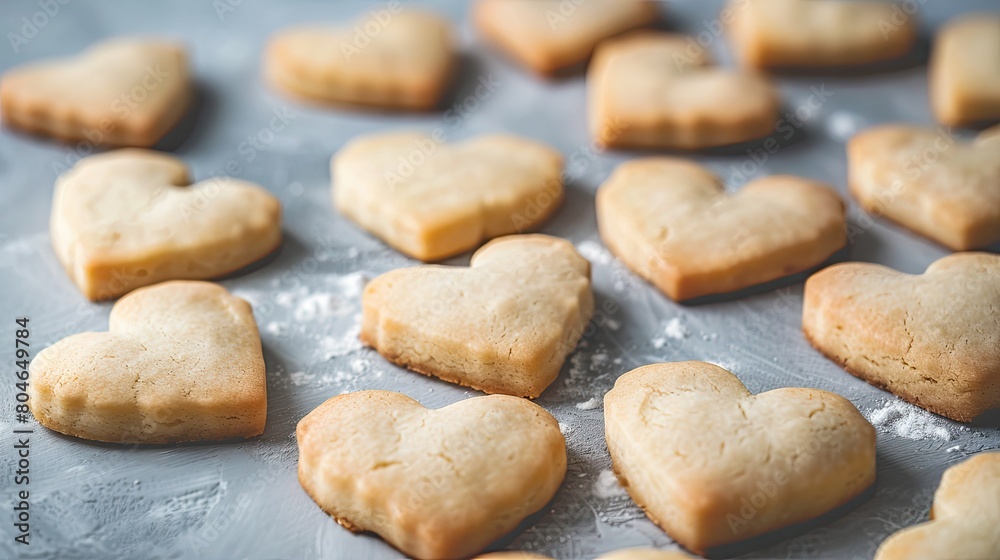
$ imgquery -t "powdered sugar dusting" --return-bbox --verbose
[864,400,955,441]
[576,397,602,410]
[576,240,613,266]
[653,317,688,348]
[593,469,628,500]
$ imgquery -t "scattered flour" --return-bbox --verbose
[265,322,288,336]
[288,371,314,386]
[652,317,688,348]
[593,469,628,500]
[946,445,962,453]
[576,240,613,266]
[319,318,363,360]
[605,318,621,331]
[292,272,369,322]
[864,400,955,441]
[576,397,602,410]
[826,110,865,142]
[559,422,571,435]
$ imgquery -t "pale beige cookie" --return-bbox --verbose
[803,253,1000,422]
[588,32,779,150]
[604,362,876,555]
[726,0,917,69]
[297,390,566,560]
[28,281,267,444]
[361,235,593,398]
[596,548,695,560]
[930,14,1000,126]
[848,124,1000,251]
[265,11,454,110]
[875,452,1000,560]
[51,149,282,300]
[596,158,846,301]
[473,0,658,75]
[333,131,563,261]
[0,38,191,147]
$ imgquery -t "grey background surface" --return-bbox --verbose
[1,1,998,559]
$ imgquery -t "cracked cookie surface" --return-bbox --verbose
[296,390,566,560]
[803,253,1000,422]
[604,361,876,554]
[597,158,846,301]
[361,235,593,397]
[875,451,1000,560]
[28,281,267,444]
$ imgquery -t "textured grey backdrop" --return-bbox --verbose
[1,1,998,559]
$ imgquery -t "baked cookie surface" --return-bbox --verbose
[265,11,454,110]
[0,38,191,147]
[726,0,917,69]
[803,253,1000,422]
[848,124,1000,250]
[361,235,593,398]
[588,32,779,150]
[474,0,658,74]
[604,362,876,554]
[28,281,267,444]
[333,131,563,261]
[596,158,846,301]
[297,390,566,560]
[51,149,282,300]
[875,452,1000,560]
[930,13,1000,126]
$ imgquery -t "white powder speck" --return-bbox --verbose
[289,371,314,386]
[864,400,954,441]
[576,397,602,410]
[320,321,363,360]
[294,293,343,321]
[605,318,621,331]
[593,469,627,500]
[946,445,961,453]
[265,322,287,336]
[826,110,865,142]
[559,422,571,435]
[702,332,718,341]
[577,240,613,266]
[591,353,609,366]
[664,317,688,340]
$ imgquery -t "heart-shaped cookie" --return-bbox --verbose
[849,125,1000,251]
[930,13,1000,126]
[726,0,917,69]
[265,11,454,110]
[875,452,1000,560]
[361,235,593,397]
[588,32,779,150]
[474,0,658,75]
[596,158,846,301]
[51,149,282,300]
[596,549,694,560]
[334,132,564,261]
[29,281,267,444]
[803,253,1000,422]
[297,390,566,560]
[0,38,191,147]
[604,362,876,554]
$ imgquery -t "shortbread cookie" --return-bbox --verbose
[51,149,282,300]
[588,32,779,150]
[605,362,876,554]
[727,0,917,69]
[333,132,563,261]
[875,452,1000,560]
[265,11,454,110]
[597,158,846,301]
[0,38,190,147]
[474,0,658,75]
[848,125,1000,250]
[803,253,1000,422]
[930,14,1000,126]
[29,281,267,444]
[361,235,593,398]
[596,549,694,560]
[297,390,566,560]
